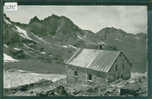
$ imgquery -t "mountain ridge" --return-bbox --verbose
[3,14,147,73]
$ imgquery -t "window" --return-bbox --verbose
[88,74,92,80]
[115,65,118,71]
[74,71,78,76]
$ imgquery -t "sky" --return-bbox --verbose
[4,6,147,34]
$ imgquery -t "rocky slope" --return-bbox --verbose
[3,14,147,73]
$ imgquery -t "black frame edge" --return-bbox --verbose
[1,0,152,99]
[0,0,3,98]
[2,0,150,5]
[148,3,152,97]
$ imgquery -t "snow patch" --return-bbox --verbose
[97,41,106,45]
[16,69,28,73]
[68,45,77,49]
[31,32,48,44]
[4,44,8,48]
[4,53,19,63]
[62,45,77,49]
[4,70,66,88]
[131,72,147,79]
[128,80,135,84]
[15,26,32,40]
[62,45,68,48]
[23,44,34,50]
[77,35,84,40]
[41,52,46,55]
[14,48,21,51]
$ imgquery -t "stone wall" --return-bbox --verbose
[66,65,107,87]
[66,65,87,85]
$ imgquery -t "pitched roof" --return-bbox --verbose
[66,48,121,72]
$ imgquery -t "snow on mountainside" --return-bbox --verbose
[4,70,66,88]
[4,53,19,63]
[3,14,147,73]
[15,26,32,40]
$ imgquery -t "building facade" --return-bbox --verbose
[65,48,132,86]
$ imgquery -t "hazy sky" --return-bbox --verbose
[4,6,147,34]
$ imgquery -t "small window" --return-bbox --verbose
[74,71,78,76]
[115,65,118,71]
[88,74,92,80]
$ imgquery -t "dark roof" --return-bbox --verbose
[66,48,122,72]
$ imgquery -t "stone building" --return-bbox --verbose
[65,48,132,86]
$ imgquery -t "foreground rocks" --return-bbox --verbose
[4,72,147,96]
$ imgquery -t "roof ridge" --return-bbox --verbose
[83,48,121,52]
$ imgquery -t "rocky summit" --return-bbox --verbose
[3,14,147,73]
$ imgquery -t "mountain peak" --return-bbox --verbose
[52,14,59,17]
[44,14,73,24]
[43,14,60,21]
[29,16,41,24]
[97,27,127,34]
